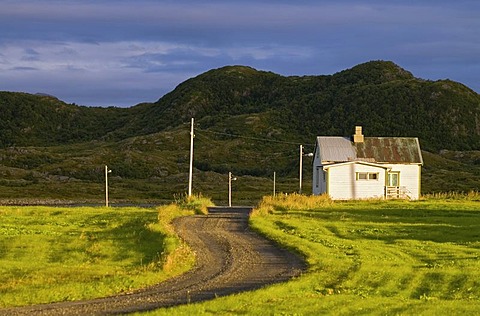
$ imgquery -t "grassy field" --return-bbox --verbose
[1,195,479,314]
[0,196,214,308]
[147,195,480,315]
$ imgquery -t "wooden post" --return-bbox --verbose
[188,118,194,197]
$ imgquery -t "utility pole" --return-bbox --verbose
[188,118,194,197]
[299,145,303,194]
[105,165,112,207]
[299,145,313,194]
[228,172,237,207]
[273,171,276,197]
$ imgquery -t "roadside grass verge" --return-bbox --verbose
[0,194,214,308]
[174,193,215,215]
[146,194,480,315]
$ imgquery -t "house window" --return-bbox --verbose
[387,172,400,187]
[356,172,379,181]
[357,172,368,180]
[315,167,321,188]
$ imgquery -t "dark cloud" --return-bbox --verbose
[0,0,479,106]
[11,66,38,71]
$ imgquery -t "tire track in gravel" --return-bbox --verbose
[0,207,306,315]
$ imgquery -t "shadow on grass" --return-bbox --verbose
[77,211,166,267]
[288,208,480,244]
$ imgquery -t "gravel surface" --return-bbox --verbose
[1,207,306,315]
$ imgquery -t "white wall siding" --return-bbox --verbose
[312,166,326,195]
[385,164,421,199]
[312,145,326,195]
[327,164,386,200]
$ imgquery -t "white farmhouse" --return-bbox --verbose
[312,126,423,200]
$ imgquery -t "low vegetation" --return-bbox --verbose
[149,194,480,315]
[2,61,480,202]
[0,194,214,308]
[174,193,215,215]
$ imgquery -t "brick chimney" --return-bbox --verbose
[353,126,364,143]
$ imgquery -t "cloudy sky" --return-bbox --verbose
[1,0,479,107]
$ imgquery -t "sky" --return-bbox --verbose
[1,0,479,107]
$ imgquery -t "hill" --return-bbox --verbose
[116,60,480,152]
[0,92,133,147]
[0,61,479,202]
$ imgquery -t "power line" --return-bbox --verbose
[194,132,300,160]
[195,128,314,148]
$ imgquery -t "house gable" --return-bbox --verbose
[322,160,390,170]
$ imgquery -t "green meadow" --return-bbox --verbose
[1,195,479,314]
[148,195,480,315]
[0,199,208,308]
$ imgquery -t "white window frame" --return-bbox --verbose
[387,172,400,187]
[356,172,379,181]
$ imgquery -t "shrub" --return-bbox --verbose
[422,190,480,201]
[174,193,215,215]
[253,193,332,215]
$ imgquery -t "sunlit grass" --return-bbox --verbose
[2,194,478,314]
[255,193,332,214]
[0,203,197,308]
[422,190,480,201]
[174,193,215,215]
[144,195,480,315]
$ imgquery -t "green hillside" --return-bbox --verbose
[0,92,132,147]
[1,61,479,203]
[117,61,480,152]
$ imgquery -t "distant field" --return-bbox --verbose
[148,196,480,315]
[0,205,195,308]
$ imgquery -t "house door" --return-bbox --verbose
[387,172,400,187]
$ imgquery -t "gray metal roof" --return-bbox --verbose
[317,137,356,162]
[317,136,423,164]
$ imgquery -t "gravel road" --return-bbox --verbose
[1,207,306,315]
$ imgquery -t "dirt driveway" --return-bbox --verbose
[1,207,306,315]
